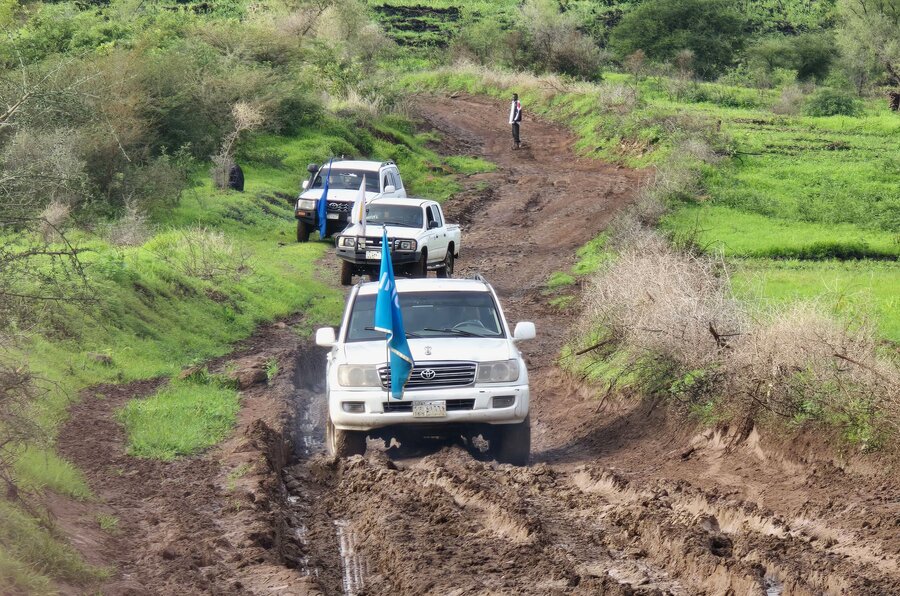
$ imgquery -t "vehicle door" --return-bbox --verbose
[381,170,397,197]
[391,169,407,198]
[424,204,448,262]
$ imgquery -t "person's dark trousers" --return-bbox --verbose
[511,122,520,147]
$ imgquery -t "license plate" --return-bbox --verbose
[412,400,447,418]
[365,250,381,260]
[326,213,340,220]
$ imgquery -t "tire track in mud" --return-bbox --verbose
[279,95,900,595]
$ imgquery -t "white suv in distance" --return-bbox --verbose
[294,159,406,242]
[315,277,536,465]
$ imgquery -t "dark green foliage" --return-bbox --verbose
[605,0,748,78]
[804,87,862,116]
[746,32,835,81]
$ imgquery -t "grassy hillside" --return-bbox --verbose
[1,108,477,591]
[402,67,899,343]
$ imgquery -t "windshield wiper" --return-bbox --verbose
[422,327,486,338]
[364,326,420,338]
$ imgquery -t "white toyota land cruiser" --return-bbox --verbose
[315,277,536,465]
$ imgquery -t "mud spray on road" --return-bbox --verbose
[58,95,900,596]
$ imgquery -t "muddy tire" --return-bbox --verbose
[410,250,428,278]
[296,220,311,243]
[491,416,531,466]
[436,247,454,278]
[326,417,366,458]
[340,261,353,286]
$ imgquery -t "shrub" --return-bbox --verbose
[804,88,862,117]
[147,226,251,282]
[609,0,747,79]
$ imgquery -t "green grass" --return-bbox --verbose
[403,66,899,342]
[0,502,108,593]
[96,514,119,534]
[118,379,239,460]
[731,259,900,342]
[12,448,92,501]
[664,205,899,260]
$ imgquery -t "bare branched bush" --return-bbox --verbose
[39,201,71,242]
[726,305,900,443]
[772,84,806,115]
[583,239,744,371]
[149,226,251,281]
[0,128,91,217]
[105,201,151,247]
[212,102,265,189]
[0,352,46,500]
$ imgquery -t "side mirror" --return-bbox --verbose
[315,327,336,347]
[301,180,309,190]
[513,322,536,341]
[384,185,396,194]
[307,163,319,174]
[428,220,440,229]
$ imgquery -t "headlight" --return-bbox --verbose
[394,239,417,251]
[476,359,520,383]
[337,364,381,387]
[339,236,358,248]
[297,199,316,210]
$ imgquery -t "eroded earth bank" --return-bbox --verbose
[61,95,900,595]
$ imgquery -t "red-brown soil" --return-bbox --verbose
[52,93,900,595]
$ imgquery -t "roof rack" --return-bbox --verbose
[471,273,487,282]
[381,160,395,167]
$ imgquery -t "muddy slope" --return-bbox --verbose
[282,95,900,596]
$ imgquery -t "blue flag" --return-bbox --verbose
[374,229,414,399]
[317,158,333,240]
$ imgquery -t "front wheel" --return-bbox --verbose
[326,417,366,458]
[410,250,428,278]
[436,249,454,278]
[296,220,311,243]
[340,261,353,286]
[491,416,531,466]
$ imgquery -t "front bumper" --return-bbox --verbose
[295,210,350,227]
[335,246,420,266]
[330,384,530,431]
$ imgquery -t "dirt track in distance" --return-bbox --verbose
[282,95,900,595]
[55,94,900,596]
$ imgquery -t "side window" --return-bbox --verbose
[391,169,403,190]
[382,173,391,191]
[428,205,442,228]
[426,206,437,228]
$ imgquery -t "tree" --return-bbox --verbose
[837,0,900,86]
[609,0,747,79]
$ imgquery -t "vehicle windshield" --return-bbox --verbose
[346,291,505,341]
[310,169,380,192]
[365,204,423,228]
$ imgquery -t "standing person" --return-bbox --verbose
[509,93,522,149]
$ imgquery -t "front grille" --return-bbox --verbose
[379,361,476,390]
[364,236,385,248]
[327,201,351,213]
[383,399,476,413]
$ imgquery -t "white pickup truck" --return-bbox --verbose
[334,198,461,286]
[315,277,536,465]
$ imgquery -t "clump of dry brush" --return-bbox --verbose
[578,158,899,447]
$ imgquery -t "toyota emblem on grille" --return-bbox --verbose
[328,202,340,210]
[424,346,432,355]
[420,369,436,380]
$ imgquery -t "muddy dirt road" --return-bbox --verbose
[281,95,900,596]
[58,95,900,596]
